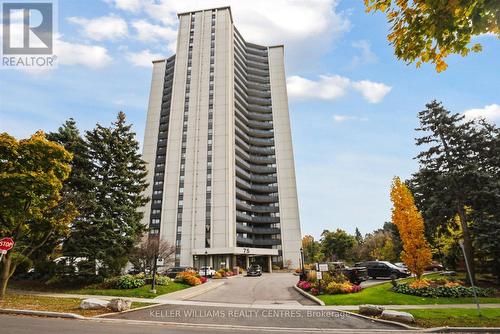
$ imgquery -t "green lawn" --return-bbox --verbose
[318,277,500,305]
[9,280,191,299]
[66,282,190,298]
[406,308,500,328]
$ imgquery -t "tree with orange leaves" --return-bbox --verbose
[390,177,432,280]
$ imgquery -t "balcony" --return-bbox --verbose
[236,224,281,235]
[247,95,271,106]
[236,187,279,203]
[236,211,280,223]
[235,176,278,194]
[236,200,279,213]
[236,236,281,246]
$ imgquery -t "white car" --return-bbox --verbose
[198,266,216,277]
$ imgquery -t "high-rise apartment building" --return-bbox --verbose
[141,7,301,271]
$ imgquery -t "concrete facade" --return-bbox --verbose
[141,7,302,271]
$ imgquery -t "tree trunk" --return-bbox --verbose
[0,252,12,300]
[457,205,476,284]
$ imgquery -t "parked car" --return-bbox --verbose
[327,262,369,285]
[164,266,192,278]
[425,261,444,272]
[198,266,216,277]
[247,264,262,277]
[355,261,410,279]
[394,262,408,270]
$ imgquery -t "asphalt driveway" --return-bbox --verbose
[190,273,315,305]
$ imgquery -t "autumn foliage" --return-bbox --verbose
[390,177,432,279]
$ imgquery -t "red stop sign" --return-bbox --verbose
[0,237,14,251]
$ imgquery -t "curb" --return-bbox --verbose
[0,308,85,319]
[94,302,161,318]
[293,284,325,306]
[153,281,225,301]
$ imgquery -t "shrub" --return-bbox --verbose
[310,288,319,295]
[154,275,171,286]
[200,276,208,284]
[320,272,333,285]
[333,273,347,283]
[272,264,281,271]
[104,275,145,289]
[409,279,431,289]
[306,270,317,282]
[175,271,201,286]
[213,272,222,279]
[325,281,362,295]
[393,283,495,298]
[297,280,312,290]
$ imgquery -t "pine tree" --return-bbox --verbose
[390,177,432,280]
[410,100,491,283]
[72,112,149,276]
[354,227,363,245]
[47,119,96,264]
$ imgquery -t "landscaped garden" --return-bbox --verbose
[313,274,499,306]
[8,272,197,299]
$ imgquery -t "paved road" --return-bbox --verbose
[106,303,405,330]
[190,273,315,305]
[0,315,421,333]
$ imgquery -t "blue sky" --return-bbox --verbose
[1,0,499,239]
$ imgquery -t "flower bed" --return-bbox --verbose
[296,271,362,296]
[393,278,495,298]
[175,271,203,286]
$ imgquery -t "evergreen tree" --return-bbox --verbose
[47,120,95,262]
[354,227,363,245]
[410,100,499,283]
[74,112,149,276]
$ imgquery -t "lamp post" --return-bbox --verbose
[459,241,481,316]
[300,247,305,281]
[204,250,208,277]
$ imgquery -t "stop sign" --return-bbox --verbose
[0,237,14,251]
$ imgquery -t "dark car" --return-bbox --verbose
[425,261,444,272]
[328,262,369,285]
[247,264,262,277]
[165,266,190,278]
[355,261,410,279]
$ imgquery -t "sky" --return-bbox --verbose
[1,0,499,239]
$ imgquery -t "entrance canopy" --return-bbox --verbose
[191,247,278,256]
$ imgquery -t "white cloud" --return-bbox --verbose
[104,0,350,68]
[352,80,392,103]
[463,104,500,122]
[351,40,377,68]
[126,49,164,67]
[104,0,145,13]
[68,15,128,41]
[287,75,392,103]
[287,75,351,101]
[333,115,368,123]
[56,36,113,68]
[131,19,177,52]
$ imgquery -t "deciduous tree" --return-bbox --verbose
[390,176,432,279]
[364,0,500,72]
[0,132,76,298]
[320,229,356,261]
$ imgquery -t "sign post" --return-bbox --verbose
[0,237,15,262]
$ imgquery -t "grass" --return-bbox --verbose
[0,293,156,317]
[318,275,500,306]
[65,282,190,298]
[405,308,500,328]
[9,280,191,299]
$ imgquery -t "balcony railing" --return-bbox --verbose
[236,211,280,223]
[236,200,279,213]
